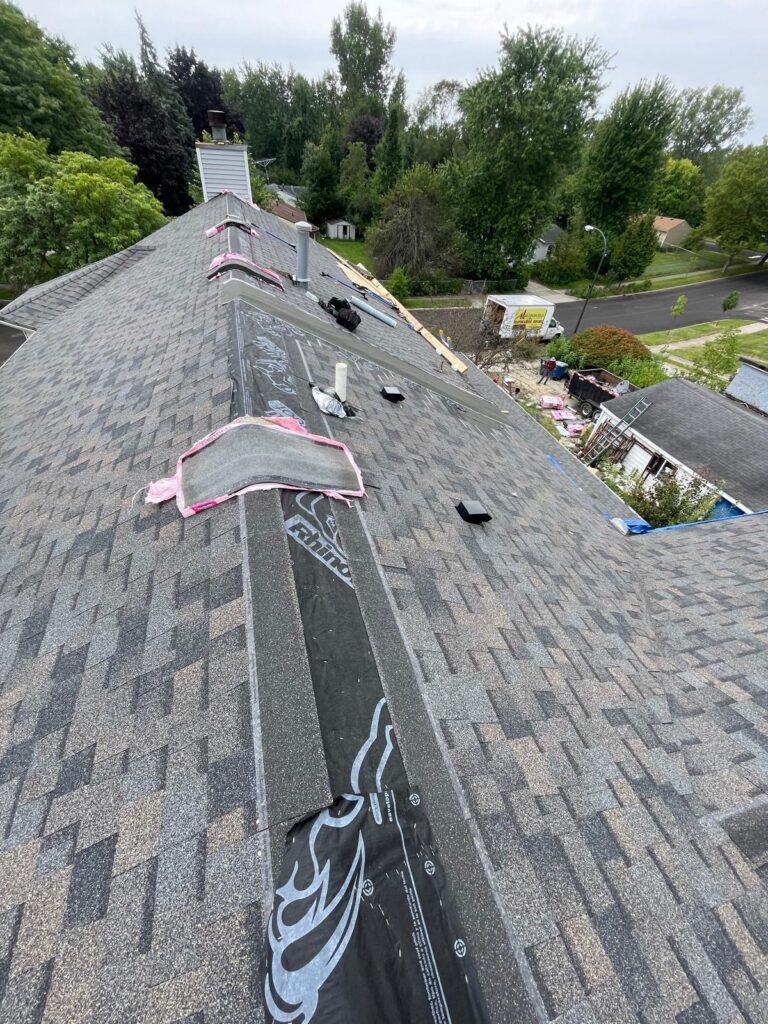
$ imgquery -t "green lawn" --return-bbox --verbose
[405,297,471,309]
[639,319,753,347]
[677,328,768,364]
[647,249,725,277]
[318,236,373,267]
[642,262,767,292]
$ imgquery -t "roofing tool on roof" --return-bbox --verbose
[319,296,361,332]
[207,252,284,290]
[319,270,401,312]
[204,216,259,239]
[144,415,364,516]
[335,260,469,373]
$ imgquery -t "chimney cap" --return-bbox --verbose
[208,109,227,127]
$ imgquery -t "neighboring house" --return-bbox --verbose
[3,192,768,1024]
[531,223,564,263]
[270,197,318,236]
[725,356,768,416]
[265,184,308,209]
[653,215,692,249]
[326,218,356,240]
[595,376,768,513]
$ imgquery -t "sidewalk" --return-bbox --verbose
[526,280,574,304]
[657,320,767,352]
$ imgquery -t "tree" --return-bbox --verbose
[372,102,403,198]
[339,141,373,224]
[0,1,116,156]
[410,80,461,166]
[92,51,193,215]
[610,470,718,528]
[330,2,396,105]
[346,114,383,165]
[387,266,410,301]
[609,215,658,281]
[446,27,607,277]
[722,290,740,312]
[654,157,705,226]
[167,46,240,138]
[704,144,768,266]
[579,78,676,237]
[0,133,164,287]
[670,85,752,165]
[0,130,50,191]
[369,163,461,278]
[301,136,342,224]
[681,327,740,392]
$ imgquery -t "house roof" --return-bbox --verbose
[653,215,689,232]
[726,357,768,416]
[269,196,313,226]
[602,376,768,509]
[326,218,354,226]
[539,223,565,245]
[2,193,768,1024]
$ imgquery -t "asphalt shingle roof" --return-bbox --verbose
[603,376,768,511]
[1,192,768,1024]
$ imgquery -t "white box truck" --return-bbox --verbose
[482,294,565,344]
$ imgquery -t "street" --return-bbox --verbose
[555,271,768,336]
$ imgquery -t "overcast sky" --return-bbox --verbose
[20,0,766,142]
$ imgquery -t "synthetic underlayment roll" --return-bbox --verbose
[180,421,361,508]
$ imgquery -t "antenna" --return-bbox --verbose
[253,157,277,182]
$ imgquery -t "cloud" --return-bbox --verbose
[19,0,765,140]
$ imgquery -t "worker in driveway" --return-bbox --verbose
[538,356,556,384]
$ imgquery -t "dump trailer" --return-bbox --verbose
[482,294,565,343]
[568,368,637,419]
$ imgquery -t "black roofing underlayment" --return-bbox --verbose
[230,300,488,1021]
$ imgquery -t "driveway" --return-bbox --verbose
[555,271,768,336]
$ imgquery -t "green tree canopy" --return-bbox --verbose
[670,85,752,165]
[0,133,165,287]
[704,144,768,261]
[167,46,240,139]
[339,141,373,224]
[330,2,396,106]
[369,163,461,278]
[446,27,607,277]
[301,135,343,224]
[410,80,461,166]
[654,157,705,226]
[610,470,718,528]
[609,215,658,281]
[0,1,116,156]
[91,50,192,215]
[372,102,404,198]
[579,78,676,237]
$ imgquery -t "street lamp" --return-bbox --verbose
[572,224,608,336]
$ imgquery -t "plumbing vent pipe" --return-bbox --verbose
[335,362,348,403]
[295,221,312,287]
[347,294,398,328]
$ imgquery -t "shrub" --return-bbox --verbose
[568,279,652,298]
[609,215,658,281]
[722,290,740,312]
[388,266,410,302]
[547,335,583,367]
[535,232,588,286]
[408,271,463,296]
[571,325,652,366]
[484,266,532,291]
[607,470,719,528]
[606,356,667,388]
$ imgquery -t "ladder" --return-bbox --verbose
[582,397,651,465]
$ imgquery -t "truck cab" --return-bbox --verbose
[541,318,564,344]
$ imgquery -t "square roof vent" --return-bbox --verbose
[456,500,492,525]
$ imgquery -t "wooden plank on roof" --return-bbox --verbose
[335,261,468,374]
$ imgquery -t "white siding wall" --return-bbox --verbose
[622,442,653,476]
[196,146,252,203]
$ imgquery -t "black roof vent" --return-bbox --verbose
[456,500,492,525]
[381,386,405,403]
